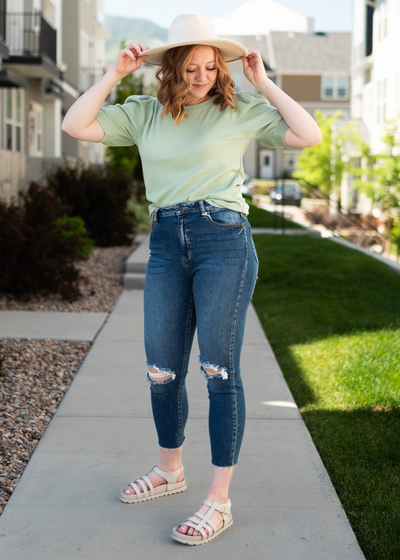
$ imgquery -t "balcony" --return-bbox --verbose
[0,0,8,56]
[2,12,61,79]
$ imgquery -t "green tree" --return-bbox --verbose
[353,116,400,218]
[105,41,158,180]
[293,110,361,204]
[391,221,400,260]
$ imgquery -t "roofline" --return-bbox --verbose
[273,70,351,76]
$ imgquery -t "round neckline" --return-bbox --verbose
[184,97,216,110]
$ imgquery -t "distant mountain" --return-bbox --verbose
[105,15,168,64]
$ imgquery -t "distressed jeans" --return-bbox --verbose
[143,200,259,467]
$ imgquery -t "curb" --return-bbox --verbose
[123,233,150,289]
[251,227,321,237]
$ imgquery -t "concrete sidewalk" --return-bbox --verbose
[0,286,365,558]
[0,311,108,341]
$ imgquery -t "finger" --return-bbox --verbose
[120,48,136,61]
[137,42,151,52]
[126,41,145,53]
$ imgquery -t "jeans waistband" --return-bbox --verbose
[153,200,218,221]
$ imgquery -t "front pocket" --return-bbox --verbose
[204,209,244,228]
[250,234,259,265]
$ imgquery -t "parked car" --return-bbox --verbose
[240,175,254,196]
[270,182,302,207]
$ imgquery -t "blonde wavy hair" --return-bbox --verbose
[156,45,237,125]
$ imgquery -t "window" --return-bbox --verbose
[28,101,43,156]
[377,0,388,41]
[264,156,270,166]
[3,88,24,152]
[322,76,349,100]
[285,154,296,168]
[377,78,387,124]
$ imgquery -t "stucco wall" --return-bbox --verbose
[0,151,26,202]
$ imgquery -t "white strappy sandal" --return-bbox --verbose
[171,498,233,545]
[119,464,186,504]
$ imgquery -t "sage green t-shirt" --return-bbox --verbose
[96,92,289,216]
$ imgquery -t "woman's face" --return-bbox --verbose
[185,45,218,104]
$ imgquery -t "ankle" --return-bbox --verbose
[157,461,182,473]
[206,491,229,505]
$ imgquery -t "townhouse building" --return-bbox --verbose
[348,0,400,216]
[62,0,108,166]
[0,0,108,203]
[223,22,352,181]
[352,0,400,152]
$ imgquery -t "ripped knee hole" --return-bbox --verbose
[147,365,176,383]
[204,365,221,375]
[200,361,228,380]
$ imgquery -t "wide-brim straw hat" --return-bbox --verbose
[138,14,248,66]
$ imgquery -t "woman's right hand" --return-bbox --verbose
[114,42,150,76]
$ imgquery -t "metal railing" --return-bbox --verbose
[0,0,6,45]
[80,66,107,92]
[6,12,57,63]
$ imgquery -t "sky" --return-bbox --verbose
[103,0,353,33]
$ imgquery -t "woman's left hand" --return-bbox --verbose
[241,50,268,89]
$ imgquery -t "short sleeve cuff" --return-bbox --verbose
[273,118,290,149]
[95,108,115,146]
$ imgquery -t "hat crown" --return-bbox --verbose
[167,14,218,45]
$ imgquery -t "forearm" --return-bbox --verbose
[62,69,126,135]
[256,77,322,145]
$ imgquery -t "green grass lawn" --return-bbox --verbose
[245,197,305,229]
[252,235,400,560]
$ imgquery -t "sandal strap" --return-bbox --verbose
[204,518,217,531]
[141,475,153,493]
[153,464,183,488]
[185,512,217,534]
[183,521,210,539]
[128,481,142,495]
[125,465,184,498]
[128,475,152,497]
[203,498,231,515]
[180,500,231,541]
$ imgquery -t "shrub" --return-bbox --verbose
[0,183,86,301]
[127,196,151,233]
[46,160,136,247]
[55,216,94,257]
[303,209,352,229]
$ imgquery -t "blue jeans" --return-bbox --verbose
[143,200,258,467]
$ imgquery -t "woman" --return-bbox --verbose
[62,14,321,546]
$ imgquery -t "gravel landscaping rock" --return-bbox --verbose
[0,243,140,515]
[0,338,91,515]
[0,244,137,313]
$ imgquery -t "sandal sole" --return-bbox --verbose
[171,518,233,546]
[119,483,187,504]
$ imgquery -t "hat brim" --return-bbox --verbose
[138,39,248,66]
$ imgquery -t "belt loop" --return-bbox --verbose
[199,200,207,217]
[153,208,159,224]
